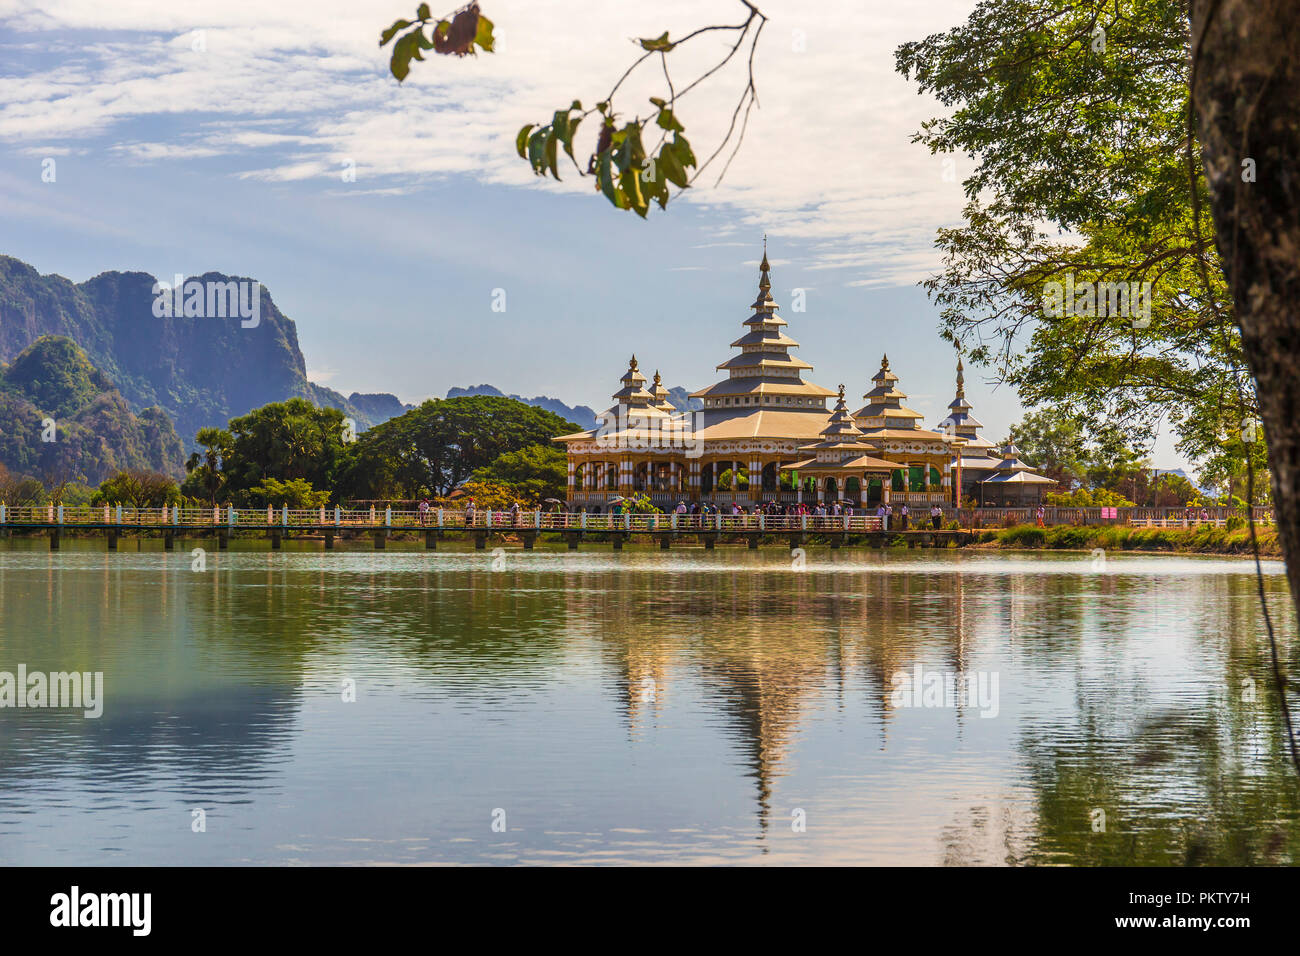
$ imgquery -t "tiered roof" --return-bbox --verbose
[853,355,948,442]
[936,356,998,465]
[690,241,834,404]
[648,370,677,413]
[787,385,897,472]
[981,442,1057,486]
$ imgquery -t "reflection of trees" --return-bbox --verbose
[995,571,1299,866]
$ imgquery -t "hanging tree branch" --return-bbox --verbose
[379,1,767,217]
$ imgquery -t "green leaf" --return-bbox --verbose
[642,157,670,209]
[570,100,583,111]
[656,107,684,132]
[390,32,416,81]
[620,167,648,217]
[673,132,697,169]
[516,124,534,159]
[553,110,581,163]
[381,19,412,46]
[613,123,646,174]
[659,144,688,188]
[649,96,666,108]
[638,31,676,52]
[564,116,582,162]
[597,152,626,208]
[527,129,547,175]
[416,3,431,19]
[544,130,560,180]
[475,14,495,52]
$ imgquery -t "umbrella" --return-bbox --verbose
[608,495,627,503]
[543,498,563,505]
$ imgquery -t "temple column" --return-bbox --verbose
[860,475,870,507]
[567,458,576,503]
[749,454,762,502]
[689,459,701,502]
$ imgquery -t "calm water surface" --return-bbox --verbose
[1,539,1296,865]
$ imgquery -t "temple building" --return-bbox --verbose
[555,244,1052,509]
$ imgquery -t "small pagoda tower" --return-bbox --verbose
[852,355,928,431]
[690,240,835,412]
[648,370,677,414]
[936,356,998,458]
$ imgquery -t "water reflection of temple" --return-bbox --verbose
[565,565,978,836]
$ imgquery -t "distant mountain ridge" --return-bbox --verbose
[447,385,599,429]
[446,383,701,428]
[0,255,407,448]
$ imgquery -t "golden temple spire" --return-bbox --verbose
[955,354,965,399]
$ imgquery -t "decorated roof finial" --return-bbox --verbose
[629,354,638,371]
[881,353,890,371]
[758,237,771,293]
[837,383,846,401]
[955,354,965,398]
[653,370,662,386]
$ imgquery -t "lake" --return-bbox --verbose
[1,538,1296,865]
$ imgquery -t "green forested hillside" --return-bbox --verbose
[0,336,184,483]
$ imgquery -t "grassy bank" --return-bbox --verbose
[972,523,1282,556]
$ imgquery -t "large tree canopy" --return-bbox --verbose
[341,395,576,498]
[215,398,350,502]
[895,0,1256,477]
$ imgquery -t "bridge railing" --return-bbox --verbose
[0,505,897,534]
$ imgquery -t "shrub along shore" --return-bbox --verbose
[970,523,1282,557]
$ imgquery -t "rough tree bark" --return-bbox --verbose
[1191,1,1300,614]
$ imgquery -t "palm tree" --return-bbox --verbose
[193,427,232,506]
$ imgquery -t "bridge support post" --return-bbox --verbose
[611,534,623,551]
[830,534,842,550]
[788,534,805,550]
[373,532,385,550]
[271,531,282,550]
[164,534,174,551]
[747,535,759,550]
[658,534,671,550]
[700,534,716,550]
[106,532,117,551]
[325,532,335,550]
[50,529,60,551]
[473,533,487,550]
[218,531,228,550]
[522,533,536,550]
[424,530,437,550]
[565,532,580,551]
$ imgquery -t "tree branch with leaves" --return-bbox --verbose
[380,1,766,217]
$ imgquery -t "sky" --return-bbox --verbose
[0,0,1190,469]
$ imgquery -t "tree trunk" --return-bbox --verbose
[1191,0,1300,612]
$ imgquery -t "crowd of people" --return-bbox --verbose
[655,499,948,530]
[413,495,953,530]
